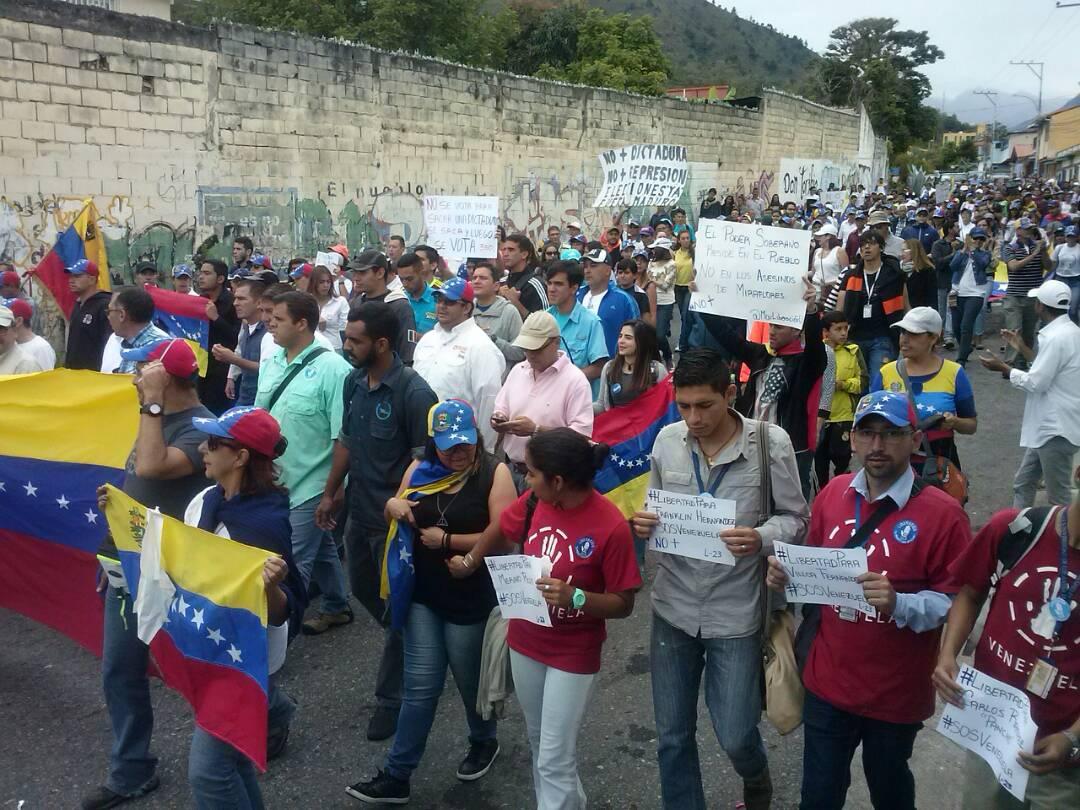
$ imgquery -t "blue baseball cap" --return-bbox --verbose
[1018,217,1034,230]
[172,263,193,278]
[433,277,474,303]
[853,390,916,428]
[193,405,286,458]
[970,227,988,240]
[1065,225,1078,237]
[427,399,478,450]
[64,258,99,276]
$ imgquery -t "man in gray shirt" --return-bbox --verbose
[632,349,809,810]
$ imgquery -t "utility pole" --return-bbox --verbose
[1011,60,1044,176]
[973,90,998,175]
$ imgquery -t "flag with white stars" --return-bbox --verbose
[146,285,211,377]
[103,485,273,770]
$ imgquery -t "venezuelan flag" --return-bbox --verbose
[593,376,681,517]
[104,485,273,770]
[0,370,137,654]
[380,461,468,630]
[147,285,210,376]
[32,200,111,318]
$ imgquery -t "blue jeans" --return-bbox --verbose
[102,585,157,794]
[655,303,674,363]
[800,689,921,810]
[855,335,894,378]
[290,495,350,614]
[188,726,264,810]
[675,285,693,351]
[936,287,954,338]
[952,295,985,365]
[651,612,768,810]
[385,602,496,781]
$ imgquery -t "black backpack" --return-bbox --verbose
[990,506,1059,591]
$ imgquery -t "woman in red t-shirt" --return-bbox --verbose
[449,428,641,809]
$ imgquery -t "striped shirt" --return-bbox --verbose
[1000,238,1045,296]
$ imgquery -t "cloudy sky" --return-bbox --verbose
[739,1,1080,123]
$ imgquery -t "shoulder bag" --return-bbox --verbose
[267,347,329,411]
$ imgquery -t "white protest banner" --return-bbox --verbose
[485,555,551,627]
[644,488,737,565]
[779,157,861,199]
[422,196,500,260]
[936,666,1037,802]
[775,541,876,617]
[593,144,688,208]
[688,219,810,327]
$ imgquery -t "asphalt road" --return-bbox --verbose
[0,317,1049,810]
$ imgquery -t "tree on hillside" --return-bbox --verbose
[503,0,582,76]
[812,18,943,153]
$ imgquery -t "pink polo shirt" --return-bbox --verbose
[494,352,595,463]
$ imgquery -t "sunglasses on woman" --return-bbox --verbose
[207,435,241,451]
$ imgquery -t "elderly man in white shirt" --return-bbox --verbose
[413,277,506,446]
[980,279,1080,508]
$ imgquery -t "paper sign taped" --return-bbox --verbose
[422,196,500,260]
[593,144,688,208]
[688,219,810,327]
[775,541,876,617]
[936,666,1037,802]
[644,488,737,565]
[485,555,550,627]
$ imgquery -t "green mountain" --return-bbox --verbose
[588,0,819,92]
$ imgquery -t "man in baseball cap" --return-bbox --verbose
[2,296,54,370]
[172,264,198,296]
[980,278,1080,508]
[134,262,159,288]
[1052,224,1079,323]
[64,258,114,371]
[1001,214,1048,369]
[0,304,43,374]
[120,336,199,379]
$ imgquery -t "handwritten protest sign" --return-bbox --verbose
[485,555,551,627]
[689,219,810,327]
[775,541,876,617]
[593,144,688,208]
[936,666,1037,802]
[644,489,737,565]
[422,196,500,260]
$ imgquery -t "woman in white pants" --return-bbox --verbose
[449,428,641,809]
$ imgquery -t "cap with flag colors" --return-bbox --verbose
[0,370,139,654]
[427,400,478,450]
[30,201,111,318]
[120,337,200,379]
[193,406,287,458]
[145,285,211,376]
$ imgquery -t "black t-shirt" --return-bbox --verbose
[410,454,498,625]
[852,270,891,340]
[65,290,113,371]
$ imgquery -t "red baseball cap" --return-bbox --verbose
[0,270,20,287]
[192,406,287,458]
[329,244,349,260]
[4,297,32,322]
[120,338,199,378]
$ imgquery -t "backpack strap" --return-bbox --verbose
[992,506,1058,588]
[267,347,329,411]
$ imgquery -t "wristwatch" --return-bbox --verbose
[140,402,163,417]
[571,588,587,609]
[1063,729,1080,763]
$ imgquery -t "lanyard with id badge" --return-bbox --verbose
[1026,509,1077,699]
[835,494,880,623]
[862,271,879,321]
[691,448,734,498]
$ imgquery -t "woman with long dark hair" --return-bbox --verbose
[595,319,667,414]
[901,238,936,310]
[347,400,516,804]
[448,428,640,810]
[721,194,736,217]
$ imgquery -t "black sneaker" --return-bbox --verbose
[456,739,500,781]
[81,776,160,810]
[345,770,410,804]
[366,705,398,741]
[267,723,290,761]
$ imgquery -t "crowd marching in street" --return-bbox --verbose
[2,176,1080,810]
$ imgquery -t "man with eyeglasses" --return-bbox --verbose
[412,277,506,446]
[766,389,970,810]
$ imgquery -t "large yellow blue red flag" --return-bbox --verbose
[32,200,111,318]
[0,369,137,654]
[104,485,273,770]
[592,376,680,517]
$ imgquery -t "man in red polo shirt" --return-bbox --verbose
[767,389,970,810]
[934,477,1080,807]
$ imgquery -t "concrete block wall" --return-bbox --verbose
[0,0,884,289]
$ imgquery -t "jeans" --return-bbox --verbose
[345,520,404,710]
[290,495,350,614]
[972,290,989,340]
[674,285,693,351]
[1013,436,1080,508]
[655,302,674,363]
[1003,295,1039,367]
[1059,274,1080,324]
[855,335,894,378]
[650,612,768,810]
[936,287,954,338]
[385,602,496,781]
[961,748,1080,809]
[814,421,852,489]
[800,689,921,810]
[188,726,264,810]
[102,585,157,794]
[952,295,985,365]
[510,648,597,810]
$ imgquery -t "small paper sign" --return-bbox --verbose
[485,554,551,626]
[775,541,876,617]
[644,488,737,565]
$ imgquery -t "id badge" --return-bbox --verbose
[837,606,859,622]
[1026,659,1058,699]
[862,304,873,319]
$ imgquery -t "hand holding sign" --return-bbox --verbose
[485,555,552,626]
[643,489,737,565]
[774,541,876,617]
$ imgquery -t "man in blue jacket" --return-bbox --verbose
[900,206,939,255]
[578,247,639,355]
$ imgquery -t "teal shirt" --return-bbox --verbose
[548,303,609,399]
[254,339,353,508]
[409,285,438,334]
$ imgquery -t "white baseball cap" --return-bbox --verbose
[815,223,838,238]
[1027,279,1072,309]
[892,306,943,335]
